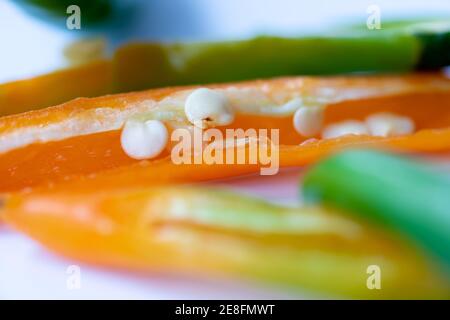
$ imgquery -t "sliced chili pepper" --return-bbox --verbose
[303,150,450,273]
[3,185,449,298]
[0,73,450,192]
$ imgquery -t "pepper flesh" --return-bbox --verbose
[3,185,449,298]
[1,74,450,192]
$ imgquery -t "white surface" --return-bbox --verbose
[0,229,301,299]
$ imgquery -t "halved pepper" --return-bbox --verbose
[1,73,450,193]
[3,185,449,298]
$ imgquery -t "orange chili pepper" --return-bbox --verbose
[3,185,449,298]
[0,73,450,193]
[0,60,113,117]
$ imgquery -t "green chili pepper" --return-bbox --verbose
[113,34,421,91]
[113,20,450,91]
[303,150,450,273]
[345,19,450,69]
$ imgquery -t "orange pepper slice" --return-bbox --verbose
[0,73,450,193]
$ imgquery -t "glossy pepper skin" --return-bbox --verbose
[112,20,450,91]
[3,185,450,298]
[345,19,450,70]
[113,34,420,92]
[303,150,450,274]
[0,60,113,117]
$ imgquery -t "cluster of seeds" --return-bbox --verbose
[120,88,416,160]
[293,107,415,140]
[121,88,234,159]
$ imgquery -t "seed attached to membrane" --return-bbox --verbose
[185,88,234,128]
[322,120,369,139]
[366,113,415,137]
[293,106,324,137]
